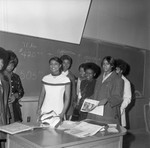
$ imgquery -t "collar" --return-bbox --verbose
[102,72,112,83]
[62,70,69,76]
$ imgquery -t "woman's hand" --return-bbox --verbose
[85,104,97,112]
[58,112,65,122]
[86,99,108,112]
[8,95,16,103]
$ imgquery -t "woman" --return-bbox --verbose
[37,57,71,122]
[4,50,24,123]
[116,59,132,127]
[88,56,124,124]
[60,55,76,120]
[76,63,86,104]
[71,63,86,121]
[0,47,10,148]
[77,63,98,120]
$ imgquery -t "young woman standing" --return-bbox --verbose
[4,50,24,123]
[37,57,71,122]
[60,55,76,120]
[88,56,124,124]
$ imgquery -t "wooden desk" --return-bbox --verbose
[6,125,126,148]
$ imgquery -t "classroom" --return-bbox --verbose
[0,0,149,148]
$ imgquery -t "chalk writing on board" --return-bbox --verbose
[47,52,55,56]
[22,42,37,48]
[18,42,43,58]
[57,49,76,56]
[57,49,101,64]
[84,56,101,63]
[19,70,44,80]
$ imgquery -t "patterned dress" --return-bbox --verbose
[10,73,24,122]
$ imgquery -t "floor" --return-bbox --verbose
[123,128,150,148]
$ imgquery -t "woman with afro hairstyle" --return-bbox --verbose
[4,50,24,123]
[60,55,76,120]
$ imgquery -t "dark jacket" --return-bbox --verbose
[88,71,124,124]
[66,70,77,116]
[0,73,10,139]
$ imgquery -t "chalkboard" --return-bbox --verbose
[0,31,146,98]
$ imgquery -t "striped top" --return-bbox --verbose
[41,73,70,115]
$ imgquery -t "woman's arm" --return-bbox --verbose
[15,75,24,99]
[69,74,77,107]
[120,80,132,113]
[37,85,45,115]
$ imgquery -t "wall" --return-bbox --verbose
[83,0,149,49]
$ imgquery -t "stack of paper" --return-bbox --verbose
[107,124,119,133]
[64,121,105,138]
[57,121,78,130]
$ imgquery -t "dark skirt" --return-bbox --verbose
[12,101,22,122]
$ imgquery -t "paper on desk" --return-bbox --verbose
[65,121,105,138]
[57,120,78,130]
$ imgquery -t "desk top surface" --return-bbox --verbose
[10,123,126,148]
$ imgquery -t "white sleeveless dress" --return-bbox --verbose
[41,73,70,115]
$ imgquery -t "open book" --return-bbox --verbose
[80,98,104,116]
[0,122,34,134]
[80,98,99,112]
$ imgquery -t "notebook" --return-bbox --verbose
[0,122,34,134]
